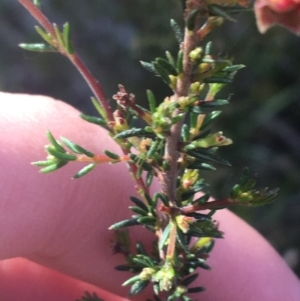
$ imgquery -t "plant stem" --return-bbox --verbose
[18,0,55,37]
[68,54,114,122]
[161,14,200,205]
[18,0,114,123]
[19,0,149,198]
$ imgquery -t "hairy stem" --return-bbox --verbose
[161,16,200,205]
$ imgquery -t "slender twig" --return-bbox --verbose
[161,12,201,205]
[18,0,149,198]
[18,0,114,123]
[18,0,55,37]
[68,55,114,122]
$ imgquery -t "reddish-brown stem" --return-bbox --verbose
[180,198,236,214]
[18,0,114,123]
[68,55,114,122]
[18,0,55,37]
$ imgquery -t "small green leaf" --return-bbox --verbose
[129,206,148,216]
[46,146,77,161]
[137,216,156,226]
[187,287,205,293]
[176,228,190,253]
[159,223,171,249]
[154,193,169,207]
[223,64,245,72]
[91,97,108,120]
[32,160,56,167]
[53,23,65,47]
[140,61,157,75]
[114,128,154,140]
[130,196,148,211]
[203,77,233,84]
[191,99,229,113]
[181,273,199,286]
[200,111,222,129]
[205,41,212,55]
[19,43,56,52]
[188,258,211,270]
[187,149,231,166]
[155,58,178,76]
[181,124,190,142]
[80,113,108,128]
[122,275,141,286]
[63,22,74,54]
[104,150,120,160]
[35,26,54,45]
[136,241,148,255]
[146,172,154,187]
[187,9,199,31]
[152,61,171,84]
[73,163,96,179]
[147,90,157,114]
[147,139,161,158]
[165,51,176,68]
[144,193,154,207]
[46,131,65,153]
[170,19,183,43]
[61,137,94,157]
[40,161,68,173]
[208,5,236,22]
[187,162,216,170]
[109,218,139,230]
[129,280,149,296]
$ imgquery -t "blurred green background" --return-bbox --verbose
[1,0,300,277]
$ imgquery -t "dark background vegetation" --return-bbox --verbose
[1,0,300,277]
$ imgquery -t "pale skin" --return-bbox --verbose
[0,92,299,301]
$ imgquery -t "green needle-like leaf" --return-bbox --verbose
[109,218,140,230]
[170,19,183,43]
[40,161,68,173]
[46,146,77,161]
[63,22,74,54]
[159,223,171,250]
[19,43,57,52]
[61,137,94,157]
[46,131,66,153]
[129,280,150,296]
[35,26,55,45]
[73,163,96,179]
[147,90,157,114]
